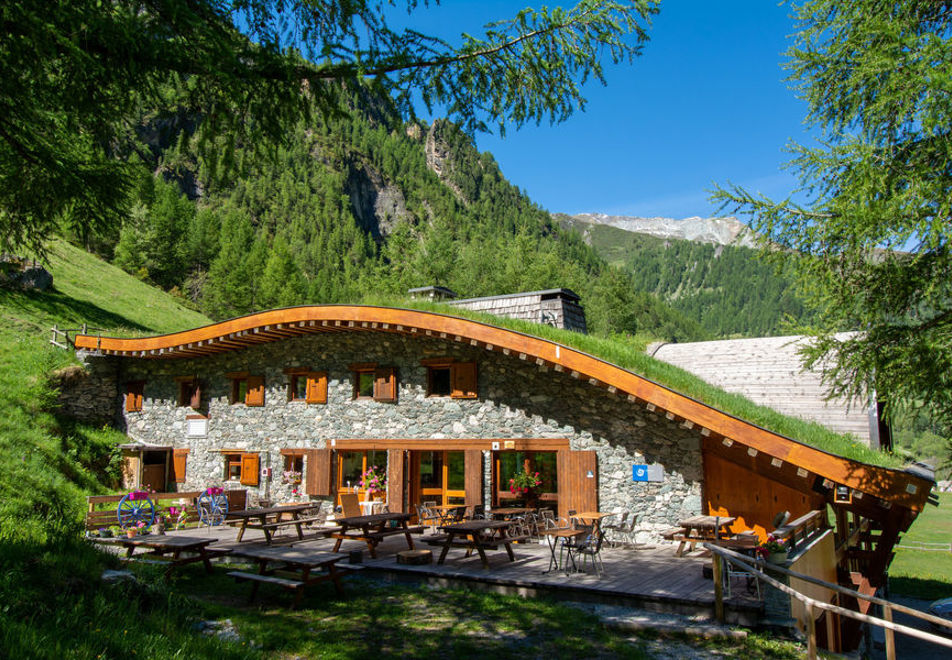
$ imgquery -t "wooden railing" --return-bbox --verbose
[771,509,826,552]
[708,543,952,659]
[50,323,105,350]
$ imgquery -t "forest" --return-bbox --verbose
[558,220,814,337]
[78,88,716,343]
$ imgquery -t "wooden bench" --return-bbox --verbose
[660,527,686,540]
[226,558,362,608]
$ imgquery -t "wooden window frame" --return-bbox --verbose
[421,358,477,399]
[125,381,145,412]
[284,367,327,404]
[349,363,397,402]
[335,449,388,502]
[222,451,259,485]
[226,372,265,406]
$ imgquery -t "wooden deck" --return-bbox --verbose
[121,525,762,625]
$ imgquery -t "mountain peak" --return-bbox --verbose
[568,213,757,248]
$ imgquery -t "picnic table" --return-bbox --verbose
[489,506,534,520]
[428,519,527,569]
[330,512,423,559]
[228,504,323,544]
[227,545,359,608]
[540,527,587,574]
[666,515,737,557]
[105,534,225,580]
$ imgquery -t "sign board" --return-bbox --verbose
[186,416,207,438]
[503,441,515,449]
[633,463,665,482]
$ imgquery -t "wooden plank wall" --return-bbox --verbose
[464,450,482,509]
[557,450,598,519]
[703,448,824,539]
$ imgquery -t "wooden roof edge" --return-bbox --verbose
[72,304,931,509]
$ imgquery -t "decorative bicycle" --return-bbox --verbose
[196,487,228,526]
[117,490,156,529]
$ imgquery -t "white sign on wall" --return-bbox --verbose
[186,415,208,438]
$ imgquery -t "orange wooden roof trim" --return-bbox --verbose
[73,304,931,508]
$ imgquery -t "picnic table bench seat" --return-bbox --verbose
[661,527,686,540]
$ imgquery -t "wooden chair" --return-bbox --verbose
[339,493,361,518]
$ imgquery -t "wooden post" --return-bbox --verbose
[884,604,896,660]
[712,553,725,622]
[806,602,817,660]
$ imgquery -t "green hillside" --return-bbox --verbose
[559,217,814,338]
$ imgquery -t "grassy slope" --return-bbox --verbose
[0,239,211,538]
[361,295,901,469]
[889,492,952,599]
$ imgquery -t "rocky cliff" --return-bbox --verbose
[568,212,757,248]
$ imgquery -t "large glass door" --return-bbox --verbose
[336,450,388,505]
[413,451,466,507]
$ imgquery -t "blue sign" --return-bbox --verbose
[632,464,648,482]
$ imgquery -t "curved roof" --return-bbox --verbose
[73,304,930,509]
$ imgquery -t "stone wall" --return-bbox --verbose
[99,331,702,539]
[54,353,120,426]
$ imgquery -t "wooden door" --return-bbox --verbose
[557,450,598,520]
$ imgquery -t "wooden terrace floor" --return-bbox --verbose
[158,525,763,625]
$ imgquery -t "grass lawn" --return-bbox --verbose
[4,549,807,660]
[889,492,952,600]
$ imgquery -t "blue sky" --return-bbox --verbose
[401,1,814,219]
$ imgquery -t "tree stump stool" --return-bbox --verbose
[396,549,432,565]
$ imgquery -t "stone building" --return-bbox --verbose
[72,305,931,608]
[408,287,588,333]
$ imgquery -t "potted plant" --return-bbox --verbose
[282,469,302,485]
[359,465,387,500]
[109,526,122,538]
[755,534,788,563]
[508,462,543,507]
[125,526,138,539]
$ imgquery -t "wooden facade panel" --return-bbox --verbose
[451,362,478,399]
[239,453,259,486]
[171,448,188,483]
[387,449,405,513]
[306,371,327,404]
[374,367,397,402]
[557,450,598,520]
[245,376,265,407]
[703,445,823,540]
[125,381,144,412]
[464,449,482,508]
[305,448,332,496]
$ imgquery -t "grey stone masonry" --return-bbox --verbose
[84,331,701,538]
[448,289,587,334]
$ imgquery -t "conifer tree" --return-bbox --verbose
[714,0,952,435]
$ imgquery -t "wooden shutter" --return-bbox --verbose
[387,449,405,513]
[306,372,327,404]
[239,453,260,486]
[557,450,598,520]
[305,448,332,496]
[451,362,478,399]
[125,382,144,412]
[245,376,265,406]
[374,367,397,402]
[189,380,202,409]
[464,449,483,509]
[170,449,189,483]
